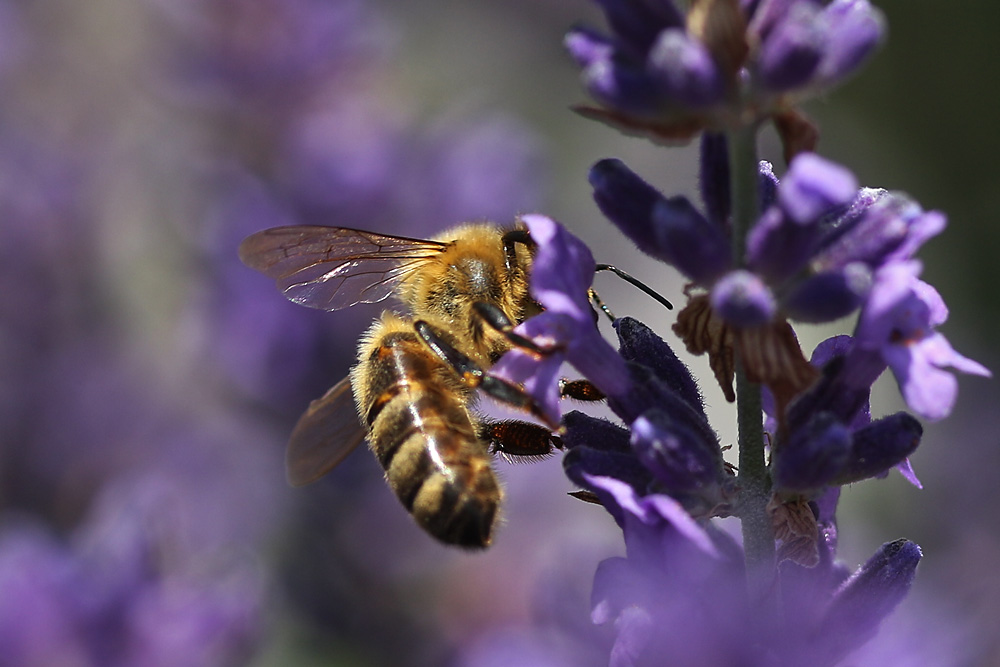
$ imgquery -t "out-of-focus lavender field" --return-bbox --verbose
[0,1,997,665]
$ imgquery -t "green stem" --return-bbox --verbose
[727,125,775,603]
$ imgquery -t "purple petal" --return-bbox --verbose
[894,458,922,489]
[746,205,817,282]
[778,153,858,225]
[565,25,616,68]
[811,335,855,367]
[820,539,920,663]
[816,191,941,271]
[583,475,719,558]
[609,605,654,667]
[582,58,665,116]
[522,214,595,323]
[591,556,645,625]
[593,0,685,59]
[774,412,852,491]
[493,313,573,426]
[591,159,731,283]
[590,158,669,256]
[885,333,989,422]
[854,260,923,348]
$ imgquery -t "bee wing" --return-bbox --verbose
[238,225,448,311]
[286,376,368,486]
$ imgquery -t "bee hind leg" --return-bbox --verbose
[478,419,563,463]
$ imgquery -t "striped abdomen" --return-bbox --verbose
[355,323,501,548]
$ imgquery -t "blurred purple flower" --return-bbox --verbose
[585,476,920,667]
[0,476,266,667]
[849,260,991,421]
[589,147,989,419]
[567,0,884,146]
[147,0,386,106]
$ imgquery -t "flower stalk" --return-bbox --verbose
[728,123,776,601]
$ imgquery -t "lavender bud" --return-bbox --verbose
[710,270,777,327]
[773,412,851,491]
[783,263,872,323]
[834,412,922,485]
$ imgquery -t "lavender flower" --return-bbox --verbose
[589,148,989,419]
[585,475,920,666]
[567,0,885,151]
[490,195,976,660]
[0,480,265,667]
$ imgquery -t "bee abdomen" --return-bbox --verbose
[360,332,501,548]
[368,391,501,548]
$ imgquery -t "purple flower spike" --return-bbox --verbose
[710,270,777,327]
[854,261,990,421]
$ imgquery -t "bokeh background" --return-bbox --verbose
[0,1,996,665]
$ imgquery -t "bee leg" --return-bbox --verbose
[559,378,605,402]
[471,302,548,355]
[478,419,563,463]
[414,320,557,427]
[501,229,535,273]
[469,302,607,405]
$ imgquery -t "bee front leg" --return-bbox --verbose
[414,320,556,426]
[472,301,607,404]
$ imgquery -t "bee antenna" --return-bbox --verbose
[594,264,674,311]
[588,288,616,323]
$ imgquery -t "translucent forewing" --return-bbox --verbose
[286,376,368,486]
[238,225,448,311]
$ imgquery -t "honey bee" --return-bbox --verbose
[239,222,579,548]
